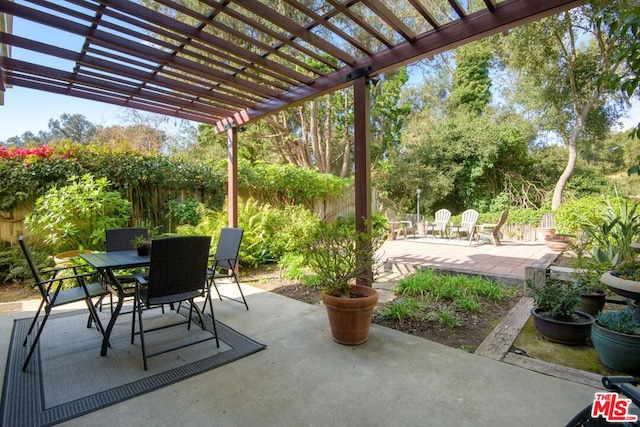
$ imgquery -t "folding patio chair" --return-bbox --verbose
[131,236,219,370]
[19,236,109,371]
[205,228,248,310]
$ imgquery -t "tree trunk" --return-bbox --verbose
[551,88,602,210]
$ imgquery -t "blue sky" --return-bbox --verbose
[1,14,639,142]
[0,86,126,141]
[2,85,639,143]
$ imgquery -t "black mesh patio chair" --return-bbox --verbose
[19,236,109,372]
[131,236,219,370]
[205,228,248,310]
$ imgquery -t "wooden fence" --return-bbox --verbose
[0,185,379,244]
[0,190,553,244]
[0,201,31,245]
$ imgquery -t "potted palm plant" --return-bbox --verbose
[304,217,384,345]
[528,278,594,345]
[591,309,640,374]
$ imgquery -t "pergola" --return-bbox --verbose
[0,0,585,284]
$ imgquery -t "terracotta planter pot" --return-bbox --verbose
[530,307,594,345]
[545,239,571,252]
[321,285,378,345]
[592,320,640,374]
[54,249,93,266]
[535,227,555,242]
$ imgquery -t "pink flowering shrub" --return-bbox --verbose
[0,145,53,159]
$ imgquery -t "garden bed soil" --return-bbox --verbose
[0,280,39,303]
[0,265,526,351]
[242,264,523,351]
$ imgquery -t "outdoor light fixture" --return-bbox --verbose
[416,188,422,222]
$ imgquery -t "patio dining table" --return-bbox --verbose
[80,250,150,356]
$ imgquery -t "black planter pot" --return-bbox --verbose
[578,290,606,316]
[530,307,594,345]
[137,246,151,256]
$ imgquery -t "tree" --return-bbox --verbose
[94,124,166,153]
[447,40,492,115]
[48,113,97,144]
[194,69,409,177]
[495,1,635,210]
[386,109,534,213]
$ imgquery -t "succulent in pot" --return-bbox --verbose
[591,309,640,374]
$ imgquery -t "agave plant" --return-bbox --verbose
[576,198,640,268]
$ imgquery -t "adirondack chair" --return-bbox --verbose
[459,209,479,242]
[425,209,451,239]
[477,209,509,246]
[385,209,415,239]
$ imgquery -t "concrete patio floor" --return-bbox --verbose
[0,238,601,426]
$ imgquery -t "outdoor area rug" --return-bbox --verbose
[1,305,266,427]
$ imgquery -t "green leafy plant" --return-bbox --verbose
[0,241,50,284]
[528,278,581,321]
[166,199,202,228]
[178,198,322,267]
[432,308,460,329]
[131,234,151,250]
[385,268,511,330]
[304,217,385,298]
[396,269,508,304]
[377,297,422,322]
[25,174,131,251]
[569,244,609,292]
[554,195,608,235]
[575,197,640,268]
[596,309,640,335]
[278,253,307,280]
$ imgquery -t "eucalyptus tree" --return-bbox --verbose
[494,0,636,210]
